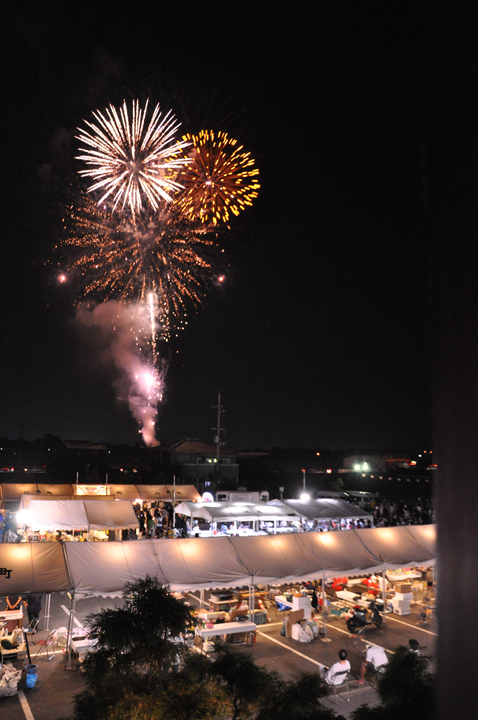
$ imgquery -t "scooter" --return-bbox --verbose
[346,598,382,633]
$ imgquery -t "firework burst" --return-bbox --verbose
[60,196,221,340]
[76,100,191,216]
[67,100,258,446]
[174,130,260,225]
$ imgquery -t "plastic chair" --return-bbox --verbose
[327,670,350,704]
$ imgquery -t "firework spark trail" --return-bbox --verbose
[67,100,259,446]
[77,301,164,446]
[61,196,220,341]
[76,100,191,215]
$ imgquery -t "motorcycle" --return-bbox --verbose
[346,598,382,633]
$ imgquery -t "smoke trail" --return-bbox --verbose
[77,300,165,446]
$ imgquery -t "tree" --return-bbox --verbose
[209,641,281,720]
[256,671,337,720]
[71,576,194,720]
[351,645,434,720]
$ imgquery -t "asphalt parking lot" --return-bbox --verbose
[1,591,437,720]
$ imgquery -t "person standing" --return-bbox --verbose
[23,594,42,628]
[5,594,23,631]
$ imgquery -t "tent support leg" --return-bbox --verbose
[64,591,76,671]
[381,566,387,624]
[44,593,51,631]
[200,589,205,609]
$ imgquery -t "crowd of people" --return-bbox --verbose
[0,494,435,543]
[368,497,435,527]
[132,504,190,539]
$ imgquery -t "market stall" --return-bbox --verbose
[16,498,139,541]
[0,523,435,598]
[174,501,302,535]
[268,498,374,528]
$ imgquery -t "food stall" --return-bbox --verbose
[174,501,302,536]
[16,498,139,541]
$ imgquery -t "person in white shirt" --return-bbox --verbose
[358,643,388,684]
[323,649,351,685]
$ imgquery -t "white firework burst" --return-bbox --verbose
[76,99,191,215]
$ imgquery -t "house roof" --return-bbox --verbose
[157,439,236,457]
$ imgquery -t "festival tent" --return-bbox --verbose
[0,543,72,595]
[268,498,374,523]
[0,484,76,503]
[0,524,436,597]
[16,499,139,532]
[174,501,302,523]
[135,485,202,501]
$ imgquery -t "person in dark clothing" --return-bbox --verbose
[23,594,42,625]
[311,589,319,612]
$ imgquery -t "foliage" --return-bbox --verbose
[68,579,340,720]
[70,576,194,720]
[209,641,282,720]
[351,645,435,720]
[256,671,337,720]
[329,478,344,493]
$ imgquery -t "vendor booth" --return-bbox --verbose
[16,498,139,541]
[174,501,302,535]
[0,524,436,666]
[1,483,201,505]
[0,523,436,597]
[268,498,374,528]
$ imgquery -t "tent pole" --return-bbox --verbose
[65,591,76,671]
[200,588,204,609]
[44,593,51,631]
[381,565,387,624]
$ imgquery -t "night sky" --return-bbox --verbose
[2,3,431,451]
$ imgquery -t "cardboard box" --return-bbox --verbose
[395,582,411,593]
[393,605,411,616]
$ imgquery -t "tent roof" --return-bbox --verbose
[17,499,139,531]
[268,498,373,521]
[134,485,202,501]
[1,483,201,503]
[175,501,301,522]
[1,484,75,501]
[0,524,436,597]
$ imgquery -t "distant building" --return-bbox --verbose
[153,439,239,485]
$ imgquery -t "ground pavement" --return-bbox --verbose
[1,590,437,720]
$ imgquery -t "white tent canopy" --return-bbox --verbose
[175,501,302,523]
[17,499,139,531]
[0,524,436,597]
[268,498,374,522]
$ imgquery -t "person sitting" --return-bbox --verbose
[323,648,351,685]
[408,638,421,655]
[358,643,388,684]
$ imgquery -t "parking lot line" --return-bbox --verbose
[255,629,327,669]
[61,605,84,627]
[385,614,437,636]
[18,690,35,720]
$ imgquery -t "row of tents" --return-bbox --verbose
[13,497,373,533]
[0,524,436,597]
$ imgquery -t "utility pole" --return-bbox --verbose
[212,392,225,464]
